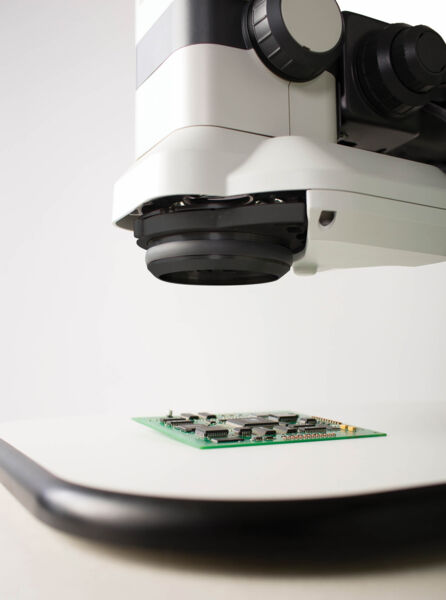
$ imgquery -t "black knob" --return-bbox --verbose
[248,0,343,82]
[392,26,446,93]
[358,23,446,118]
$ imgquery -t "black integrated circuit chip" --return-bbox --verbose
[227,417,279,428]
[162,418,190,426]
[233,426,252,437]
[195,425,228,439]
[175,423,196,432]
[161,416,185,423]
[181,413,199,421]
[269,412,299,423]
[300,426,327,433]
[198,412,217,421]
[252,426,276,438]
[275,425,298,434]
[298,417,317,427]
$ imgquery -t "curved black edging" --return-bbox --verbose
[0,439,445,558]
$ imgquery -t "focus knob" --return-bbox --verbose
[392,26,446,93]
[248,0,343,82]
[358,23,446,118]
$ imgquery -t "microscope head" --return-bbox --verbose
[114,0,446,285]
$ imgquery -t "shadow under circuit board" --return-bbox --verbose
[133,412,386,449]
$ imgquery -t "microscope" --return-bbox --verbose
[115,0,446,285]
[1,0,446,558]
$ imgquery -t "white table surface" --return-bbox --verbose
[1,405,445,500]
[1,408,446,599]
[1,484,445,600]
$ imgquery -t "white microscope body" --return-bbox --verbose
[114,0,446,284]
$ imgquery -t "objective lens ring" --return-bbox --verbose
[145,237,293,286]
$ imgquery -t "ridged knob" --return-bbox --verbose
[358,23,446,118]
[248,0,343,82]
[392,25,446,93]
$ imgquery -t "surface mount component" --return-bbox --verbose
[269,412,299,422]
[194,425,229,439]
[298,417,317,426]
[276,425,298,434]
[181,413,199,421]
[252,426,277,439]
[134,412,385,449]
[175,423,196,433]
[302,426,327,434]
[226,417,280,428]
[161,418,190,426]
[197,412,217,421]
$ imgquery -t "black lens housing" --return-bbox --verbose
[133,192,308,286]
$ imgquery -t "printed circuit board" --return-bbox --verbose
[134,411,386,449]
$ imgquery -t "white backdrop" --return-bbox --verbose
[0,0,445,421]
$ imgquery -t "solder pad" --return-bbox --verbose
[133,412,386,449]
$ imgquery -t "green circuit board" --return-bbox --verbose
[133,411,386,450]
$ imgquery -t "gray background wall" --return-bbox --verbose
[1,0,445,421]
